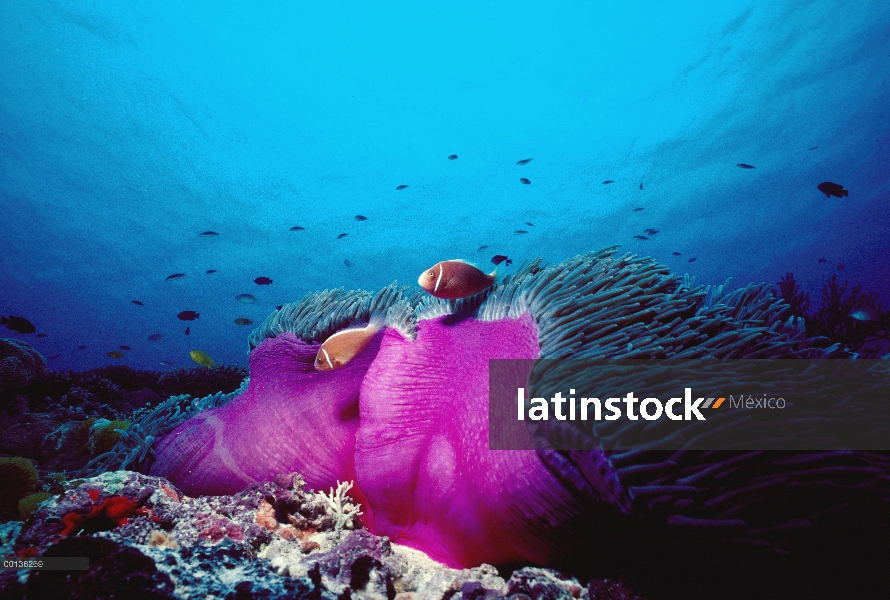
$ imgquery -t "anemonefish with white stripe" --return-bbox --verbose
[314,318,382,371]
[417,259,498,300]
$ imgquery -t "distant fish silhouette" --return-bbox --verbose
[200,231,219,237]
[234,318,254,326]
[254,277,273,285]
[516,158,533,165]
[672,252,681,256]
[119,345,131,351]
[448,154,458,160]
[337,233,349,239]
[818,258,827,263]
[644,228,659,235]
[185,327,190,335]
[396,185,409,190]
[177,311,200,321]
[525,222,534,227]
[107,351,125,359]
[602,180,614,184]
[817,182,848,198]
[515,230,528,235]
[159,360,174,367]
[519,178,531,185]
[131,300,144,306]
[206,269,217,274]
[808,146,819,150]
[77,345,87,350]
[48,355,60,361]
[36,333,48,338]
[633,207,644,212]
[276,306,283,310]
[289,226,305,231]
[236,294,256,304]
[477,245,489,252]
[633,235,649,240]
[640,183,643,190]
[148,333,163,341]
[344,259,353,267]
[688,258,697,262]
[166,273,185,280]
[1,316,36,334]
[355,215,368,221]
[491,255,512,266]
[737,163,756,169]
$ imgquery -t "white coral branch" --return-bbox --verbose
[320,480,363,533]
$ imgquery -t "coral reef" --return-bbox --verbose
[777,272,890,357]
[0,457,38,520]
[0,471,635,599]
[0,338,45,398]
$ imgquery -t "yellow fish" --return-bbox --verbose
[314,322,379,371]
[189,349,216,368]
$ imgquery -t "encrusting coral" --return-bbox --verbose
[0,338,45,398]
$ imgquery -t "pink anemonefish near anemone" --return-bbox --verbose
[418,260,498,300]
[314,319,382,371]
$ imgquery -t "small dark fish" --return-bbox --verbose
[107,351,125,359]
[808,146,818,150]
[177,311,200,321]
[525,222,534,227]
[633,207,644,212]
[337,233,348,239]
[818,258,827,263]
[206,269,217,274]
[515,230,528,235]
[36,333,48,338]
[119,345,131,351]
[516,158,533,165]
[289,226,305,231]
[131,300,144,306]
[185,327,190,335]
[234,318,254,326]
[200,231,219,237]
[737,163,756,169]
[491,255,513,266]
[817,182,848,198]
[166,273,186,280]
[49,355,60,361]
[688,258,697,263]
[77,345,87,350]
[448,154,458,160]
[644,228,659,235]
[254,277,273,285]
[160,360,174,367]
[276,305,283,310]
[837,264,845,271]
[672,252,682,256]
[602,180,614,184]
[148,333,163,341]
[477,245,489,252]
[396,185,409,190]
[640,183,643,190]
[634,235,649,241]
[344,259,353,267]
[1,316,36,334]
[519,178,531,185]
[355,215,368,221]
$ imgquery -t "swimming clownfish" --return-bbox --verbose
[417,260,497,300]
[315,321,380,371]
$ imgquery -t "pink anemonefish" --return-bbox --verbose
[417,260,497,300]
[314,322,380,372]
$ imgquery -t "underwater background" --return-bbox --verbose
[2,0,888,370]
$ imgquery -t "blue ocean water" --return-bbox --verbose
[1,0,888,371]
